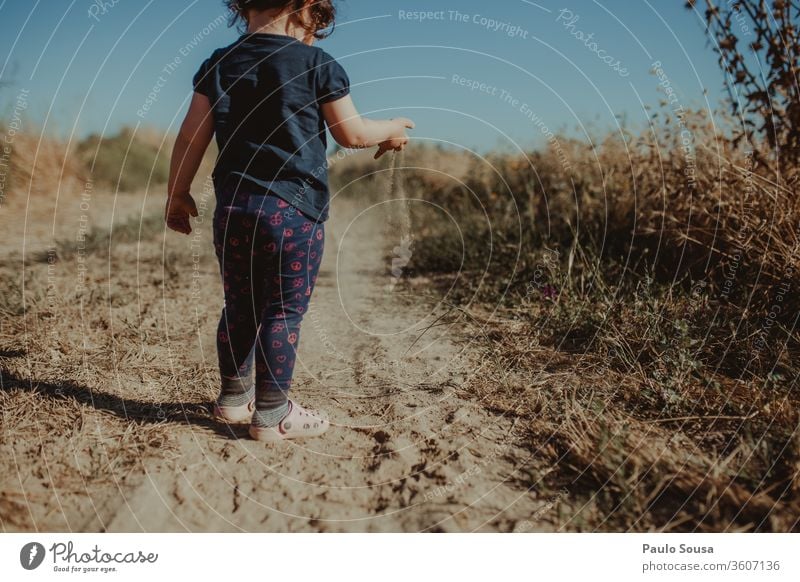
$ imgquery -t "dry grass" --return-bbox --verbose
[0,193,217,530]
[2,113,797,531]
[453,313,800,531]
[0,376,176,530]
[347,113,800,531]
[1,126,84,199]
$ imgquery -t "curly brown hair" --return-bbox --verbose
[225,0,337,39]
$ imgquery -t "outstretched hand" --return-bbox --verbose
[165,193,199,235]
[375,138,408,159]
[375,117,415,159]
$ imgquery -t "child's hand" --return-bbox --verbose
[375,117,415,159]
[165,192,199,235]
[375,137,407,159]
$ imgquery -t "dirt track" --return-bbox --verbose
[1,189,553,533]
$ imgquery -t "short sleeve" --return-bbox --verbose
[192,58,212,97]
[317,54,350,104]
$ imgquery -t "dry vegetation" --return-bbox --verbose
[1,1,798,531]
[0,124,215,531]
[325,0,800,531]
[2,111,798,532]
[331,91,800,531]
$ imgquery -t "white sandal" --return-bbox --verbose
[213,397,256,424]
[248,399,330,442]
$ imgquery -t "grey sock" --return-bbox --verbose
[252,390,290,428]
[217,374,254,407]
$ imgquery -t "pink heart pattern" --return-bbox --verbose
[214,188,324,394]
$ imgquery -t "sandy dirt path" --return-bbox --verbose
[92,198,551,532]
[2,189,553,533]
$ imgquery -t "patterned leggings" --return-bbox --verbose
[213,180,324,393]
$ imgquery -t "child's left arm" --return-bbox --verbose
[165,92,214,235]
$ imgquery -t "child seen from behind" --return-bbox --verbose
[165,0,415,442]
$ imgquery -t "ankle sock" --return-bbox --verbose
[252,389,289,428]
[217,374,254,407]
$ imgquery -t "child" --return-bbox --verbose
[165,0,414,442]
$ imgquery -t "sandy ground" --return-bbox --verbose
[0,183,557,533]
[0,182,165,256]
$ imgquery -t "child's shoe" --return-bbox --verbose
[214,375,255,424]
[249,399,330,442]
[213,399,255,423]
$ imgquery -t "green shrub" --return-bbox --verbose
[75,127,169,191]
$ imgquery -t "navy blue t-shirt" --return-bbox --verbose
[193,33,350,222]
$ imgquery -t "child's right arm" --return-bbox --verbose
[322,95,414,159]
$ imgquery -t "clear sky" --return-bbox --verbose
[0,0,726,152]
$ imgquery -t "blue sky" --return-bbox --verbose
[0,0,726,152]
